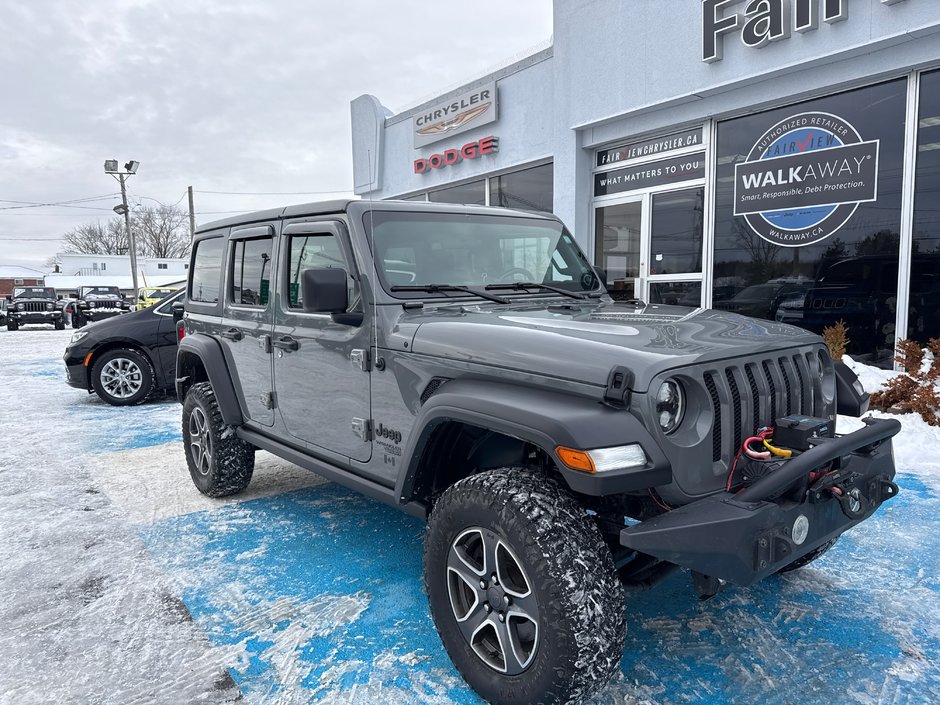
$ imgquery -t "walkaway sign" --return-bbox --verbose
[733,111,879,247]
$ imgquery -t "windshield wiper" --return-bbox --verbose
[484,282,591,300]
[390,284,509,304]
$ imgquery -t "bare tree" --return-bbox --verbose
[62,220,128,255]
[59,205,191,259]
[132,205,191,258]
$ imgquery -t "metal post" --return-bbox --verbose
[187,185,196,239]
[119,173,140,301]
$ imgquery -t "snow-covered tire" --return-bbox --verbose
[90,348,155,406]
[424,468,625,705]
[777,538,838,573]
[182,382,254,497]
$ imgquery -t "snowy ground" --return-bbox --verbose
[0,327,938,705]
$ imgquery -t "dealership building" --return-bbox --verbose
[351,0,940,367]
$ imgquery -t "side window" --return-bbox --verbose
[287,234,356,309]
[190,238,224,303]
[230,237,273,306]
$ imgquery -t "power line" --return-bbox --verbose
[0,193,119,211]
[194,189,352,196]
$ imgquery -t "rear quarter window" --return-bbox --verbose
[190,237,224,303]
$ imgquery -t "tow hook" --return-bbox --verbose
[692,571,723,600]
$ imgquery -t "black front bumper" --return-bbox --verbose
[82,309,125,321]
[620,418,900,586]
[10,311,62,324]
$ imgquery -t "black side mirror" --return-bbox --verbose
[4,296,10,302]
[171,300,185,322]
[834,360,870,417]
[302,267,348,314]
[592,266,607,287]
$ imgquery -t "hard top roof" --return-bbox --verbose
[194,199,557,236]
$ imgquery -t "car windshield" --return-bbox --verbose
[81,286,120,297]
[13,287,55,298]
[365,211,598,297]
[145,288,174,299]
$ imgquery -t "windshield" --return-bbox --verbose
[13,287,55,299]
[81,286,121,297]
[144,288,174,299]
[366,211,598,297]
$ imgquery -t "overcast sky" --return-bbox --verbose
[0,1,552,270]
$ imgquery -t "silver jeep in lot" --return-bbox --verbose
[175,200,899,705]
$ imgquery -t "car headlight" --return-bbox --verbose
[15,302,25,310]
[70,330,89,345]
[46,302,54,311]
[656,379,685,434]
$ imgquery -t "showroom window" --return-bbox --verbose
[428,180,485,206]
[713,79,907,368]
[489,163,553,212]
[403,162,553,212]
[909,69,940,345]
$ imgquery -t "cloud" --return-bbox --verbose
[0,0,552,268]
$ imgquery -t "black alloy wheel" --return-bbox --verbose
[425,468,626,705]
[182,382,254,497]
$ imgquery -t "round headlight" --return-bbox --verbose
[656,379,685,434]
[46,302,54,311]
[16,302,25,310]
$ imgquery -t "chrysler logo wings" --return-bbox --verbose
[415,103,491,137]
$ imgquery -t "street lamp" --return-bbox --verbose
[104,159,141,301]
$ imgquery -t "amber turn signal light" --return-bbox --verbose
[556,446,596,473]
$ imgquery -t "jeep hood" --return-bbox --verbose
[403,301,822,390]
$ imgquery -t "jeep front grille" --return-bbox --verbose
[22,302,46,312]
[705,351,825,465]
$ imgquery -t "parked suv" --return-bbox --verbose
[64,289,184,405]
[5,286,64,330]
[71,285,132,328]
[176,200,900,705]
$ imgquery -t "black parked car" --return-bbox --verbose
[64,289,184,405]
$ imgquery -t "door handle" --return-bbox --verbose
[220,328,243,341]
[273,335,299,352]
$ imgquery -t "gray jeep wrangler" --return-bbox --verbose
[176,200,900,705]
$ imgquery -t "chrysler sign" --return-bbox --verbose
[413,82,498,149]
[734,111,879,247]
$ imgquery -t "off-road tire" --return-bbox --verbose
[777,538,838,573]
[182,382,254,497]
[6,320,17,331]
[54,318,65,330]
[72,313,84,329]
[425,468,625,705]
[90,348,155,406]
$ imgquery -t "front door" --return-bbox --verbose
[594,186,705,307]
[272,220,372,463]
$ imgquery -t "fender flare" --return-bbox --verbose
[395,379,671,501]
[176,333,244,426]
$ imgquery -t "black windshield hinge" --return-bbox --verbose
[604,366,633,408]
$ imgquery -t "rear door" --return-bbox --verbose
[218,224,277,427]
[272,219,372,462]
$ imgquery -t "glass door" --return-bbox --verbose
[594,196,644,301]
[646,187,705,307]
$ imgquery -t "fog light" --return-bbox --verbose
[792,514,810,545]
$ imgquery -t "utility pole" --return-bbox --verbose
[104,160,141,301]
[187,185,196,240]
